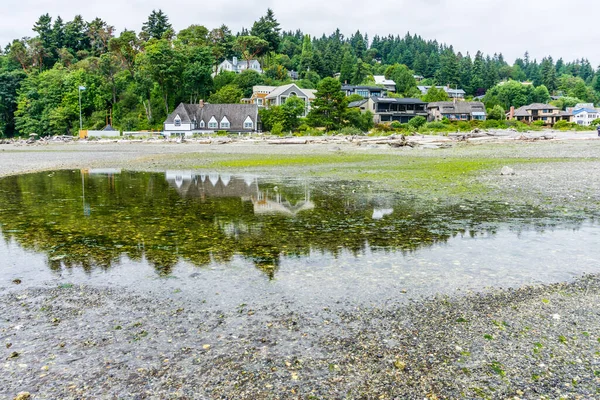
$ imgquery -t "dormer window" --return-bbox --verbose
[208,116,218,129]
[174,115,181,127]
[220,116,230,129]
[244,116,253,129]
[199,120,205,128]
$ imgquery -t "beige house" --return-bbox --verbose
[508,104,571,125]
[427,102,487,122]
[244,84,316,116]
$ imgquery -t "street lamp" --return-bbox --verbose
[78,85,86,131]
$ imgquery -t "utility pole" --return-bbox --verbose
[78,86,86,131]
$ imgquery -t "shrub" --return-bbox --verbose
[591,118,600,126]
[271,122,283,136]
[457,121,471,131]
[338,126,364,135]
[532,120,546,127]
[373,123,392,132]
[421,121,446,131]
[553,120,570,130]
[216,130,228,136]
[297,123,310,132]
[390,121,403,130]
[408,116,427,129]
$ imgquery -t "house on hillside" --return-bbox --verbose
[373,76,396,92]
[418,85,466,99]
[427,102,487,122]
[216,57,262,74]
[244,84,317,116]
[163,102,260,137]
[507,103,571,125]
[342,85,388,98]
[349,97,428,124]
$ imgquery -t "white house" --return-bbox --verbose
[216,57,262,75]
[373,75,396,92]
[163,102,260,137]
[572,107,600,126]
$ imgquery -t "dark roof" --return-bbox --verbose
[428,101,486,114]
[166,103,259,129]
[372,97,426,104]
[102,124,117,131]
[348,99,368,108]
[342,85,386,91]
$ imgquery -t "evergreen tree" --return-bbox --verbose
[250,8,281,53]
[339,48,354,84]
[140,10,172,41]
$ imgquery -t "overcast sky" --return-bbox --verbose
[2,0,598,66]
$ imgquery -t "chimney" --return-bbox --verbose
[199,99,204,108]
[232,56,238,66]
[509,106,515,120]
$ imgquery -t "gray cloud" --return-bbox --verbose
[1,0,598,65]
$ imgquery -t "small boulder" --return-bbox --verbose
[500,166,515,176]
[14,392,31,400]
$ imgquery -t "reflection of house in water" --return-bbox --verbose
[165,171,314,216]
[372,208,394,220]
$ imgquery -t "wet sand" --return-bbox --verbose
[1,137,600,399]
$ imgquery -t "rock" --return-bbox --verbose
[14,393,31,400]
[500,166,515,176]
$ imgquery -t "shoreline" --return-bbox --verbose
[1,138,600,399]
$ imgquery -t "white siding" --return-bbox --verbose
[165,123,192,131]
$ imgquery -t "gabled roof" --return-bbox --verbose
[265,83,315,100]
[524,103,559,110]
[573,108,598,115]
[165,103,258,129]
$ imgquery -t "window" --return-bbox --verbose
[174,115,181,127]
[244,116,254,129]
[208,121,218,128]
[220,116,230,129]
[199,120,205,128]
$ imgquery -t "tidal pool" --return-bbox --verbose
[0,170,598,306]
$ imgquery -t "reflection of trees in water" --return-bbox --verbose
[0,171,567,279]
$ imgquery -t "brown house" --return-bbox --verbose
[508,103,571,125]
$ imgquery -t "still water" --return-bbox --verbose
[0,170,598,305]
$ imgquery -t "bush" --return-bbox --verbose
[373,123,392,133]
[457,121,471,131]
[338,126,364,135]
[390,121,403,130]
[553,120,570,130]
[297,123,310,132]
[420,121,446,131]
[408,116,427,129]
[591,118,600,126]
[216,130,228,136]
[532,120,546,127]
[271,122,283,136]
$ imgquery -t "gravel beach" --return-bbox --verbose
[1,134,600,399]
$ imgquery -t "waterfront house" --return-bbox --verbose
[349,97,428,124]
[427,101,487,121]
[507,103,570,125]
[163,102,259,137]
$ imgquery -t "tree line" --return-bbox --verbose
[1,9,599,137]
